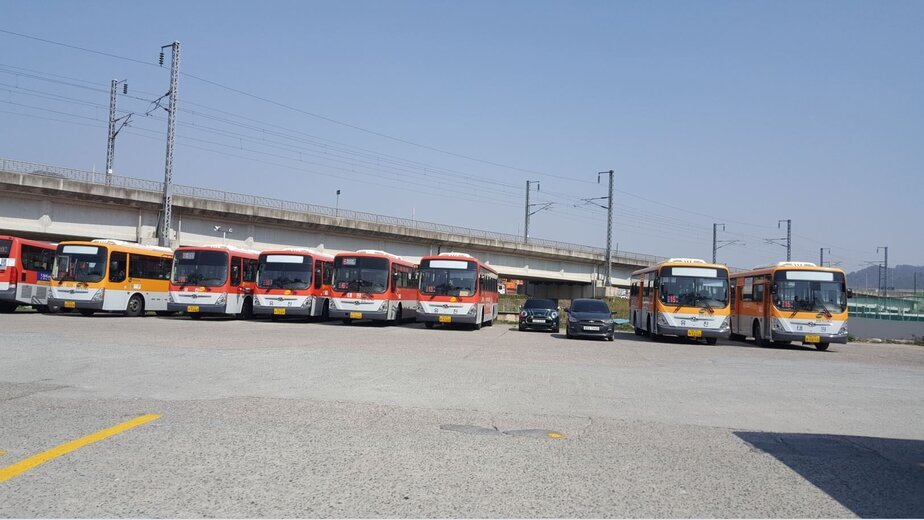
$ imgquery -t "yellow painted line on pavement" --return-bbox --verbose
[0,414,160,483]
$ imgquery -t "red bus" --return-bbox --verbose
[329,249,419,324]
[417,252,499,330]
[0,235,56,313]
[168,245,260,319]
[254,248,334,319]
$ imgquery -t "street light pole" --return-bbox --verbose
[820,247,830,267]
[336,189,341,217]
[877,246,889,299]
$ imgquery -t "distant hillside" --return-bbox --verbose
[847,264,924,290]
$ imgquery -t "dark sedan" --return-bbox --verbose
[518,298,560,331]
[565,298,615,341]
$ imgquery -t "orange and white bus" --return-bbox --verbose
[254,248,334,319]
[630,258,731,344]
[0,235,56,313]
[729,261,848,350]
[168,245,260,319]
[49,239,174,317]
[416,252,498,330]
[329,249,418,324]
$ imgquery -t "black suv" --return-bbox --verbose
[565,298,615,341]
[518,298,560,331]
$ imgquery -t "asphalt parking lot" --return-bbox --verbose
[1,312,923,517]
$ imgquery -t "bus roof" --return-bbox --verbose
[336,249,417,267]
[731,261,846,277]
[90,239,174,255]
[419,252,497,275]
[0,235,57,249]
[260,248,334,262]
[631,258,728,276]
[176,244,261,256]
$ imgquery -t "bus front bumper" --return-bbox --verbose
[417,311,479,324]
[48,297,104,311]
[167,302,229,314]
[254,304,312,317]
[0,288,17,302]
[658,325,730,339]
[330,309,389,321]
[772,331,848,344]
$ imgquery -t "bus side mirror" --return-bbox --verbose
[770,283,778,295]
[847,289,854,299]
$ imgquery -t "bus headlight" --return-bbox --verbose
[719,317,729,330]
[838,323,848,335]
[215,293,226,305]
[91,289,104,302]
[657,313,669,327]
[167,292,175,303]
[302,296,313,308]
[772,318,783,331]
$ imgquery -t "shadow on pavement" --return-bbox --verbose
[735,431,924,518]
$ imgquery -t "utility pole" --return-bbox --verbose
[877,246,889,299]
[105,79,130,185]
[335,189,341,217]
[820,247,830,267]
[765,219,792,261]
[524,180,550,244]
[599,170,614,287]
[159,41,180,248]
[712,223,742,263]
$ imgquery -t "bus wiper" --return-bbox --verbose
[694,296,714,311]
[814,295,833,317]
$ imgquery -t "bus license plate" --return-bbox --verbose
[64,301,76,309]
[439,315,452,323]
[687,329,703,338]
[274,308,286,315]
[187,305,200,313]
[349,312,362,319]
[805,335,820,343]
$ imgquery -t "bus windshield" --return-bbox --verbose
[0,239,11,258]
[659,266,728,308]
[172,250,229,287]
[53,244,108,283]
[773,271,847,313]
[258,254,311,290]
[419,265,477,296]
[333,256,389,294]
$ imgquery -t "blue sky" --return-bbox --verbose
[1,0,921,272]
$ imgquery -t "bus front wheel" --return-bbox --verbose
[125,294,145,317]
[815,342,830,351]
[78,309,95,317]
[425,321,434,329]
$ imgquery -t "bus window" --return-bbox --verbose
[109,251,127,283]
[230,258,242,286]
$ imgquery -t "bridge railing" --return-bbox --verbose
[1,157,666,265]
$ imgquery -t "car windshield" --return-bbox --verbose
[773,271,847,313]
[332,256,389,294]
[572,300,610,314]
[258,254,311,290]
[172,250,229,287]
[52,244,108,283]
[524,299,556,310]
[419,268,477,296]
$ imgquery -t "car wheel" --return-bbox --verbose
[518,323,526,332]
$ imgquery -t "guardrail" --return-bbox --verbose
[1,157,666,264]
